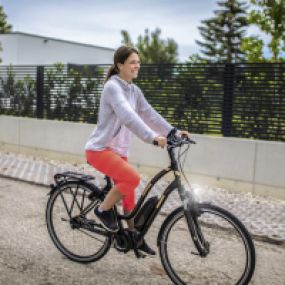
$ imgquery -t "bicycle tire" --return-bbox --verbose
[46,181,112,263]
[158,203,256,285]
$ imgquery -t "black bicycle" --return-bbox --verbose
[46,129,255,285]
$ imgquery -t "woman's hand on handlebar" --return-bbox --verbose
[153,130,192,148]
[177,130,196,145]
[177,130,191,139]
[153,136,167,148]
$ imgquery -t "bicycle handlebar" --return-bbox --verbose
[153,128,196,147]
[168,134,196,147]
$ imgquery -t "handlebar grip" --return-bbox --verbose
[181,134,196,144]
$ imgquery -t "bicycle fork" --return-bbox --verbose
[177,180,209,257]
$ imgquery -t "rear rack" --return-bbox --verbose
[54,171,95,184]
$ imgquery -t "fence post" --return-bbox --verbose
[222,63,234,136]
[36,66,44,119]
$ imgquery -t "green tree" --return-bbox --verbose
[121,28,178,63]
[0,5,12,63]
[248,0,285,62]
[0,5,12,33]
[121,30,134,47]
[196,0,248,63]
[240,36,265,62]
[0,66,36,117]
[44,63,103,122]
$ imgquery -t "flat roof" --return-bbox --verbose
[2,31,115,52]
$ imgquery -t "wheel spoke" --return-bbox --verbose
[76,228,107,243]
[80,189,86,211]
[46,182,111,263]
[59,190,71,218]
[68,186,81,215]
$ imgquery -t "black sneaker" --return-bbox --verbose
[94,205,119,233]
[138,239,156,256]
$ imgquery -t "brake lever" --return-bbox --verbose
[181,134,196,145]
[188,138,196,144]
[166,128,197,146]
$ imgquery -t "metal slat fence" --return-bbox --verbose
[0,63,284,142]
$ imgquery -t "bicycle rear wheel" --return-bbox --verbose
[158,203,255,285]
[46,181,112,263]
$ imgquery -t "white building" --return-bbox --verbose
[0,32,115,65]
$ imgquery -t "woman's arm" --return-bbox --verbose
[137,88,191,140]
[104,83,158,144]
[137,88,173,137]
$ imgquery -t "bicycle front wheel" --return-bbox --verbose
[46,181,112,263]
[158,203,255,285]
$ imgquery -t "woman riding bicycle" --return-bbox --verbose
[85,45,190,255]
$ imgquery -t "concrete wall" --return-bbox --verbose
[0,32,114,65]
[0,115,284,199]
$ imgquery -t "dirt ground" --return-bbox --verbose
[0,177,284,285]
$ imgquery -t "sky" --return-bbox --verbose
[0,0,270,62]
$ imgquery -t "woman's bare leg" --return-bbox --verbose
[100,188,135,228]
[100,186,122,211]
[124,209,135,229]
[99,185,135,230]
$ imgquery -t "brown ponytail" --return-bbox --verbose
[104,45,139,83]
[105,64,118,83]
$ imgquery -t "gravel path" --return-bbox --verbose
[0,177,284,284]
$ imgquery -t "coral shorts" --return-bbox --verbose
[85,149,140,212]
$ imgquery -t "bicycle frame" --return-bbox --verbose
[116,166,174,236]
[49,134,209,256]
[117,146,182,224]
[115,144,209,256]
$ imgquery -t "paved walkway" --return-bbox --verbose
[0,150,284,244]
